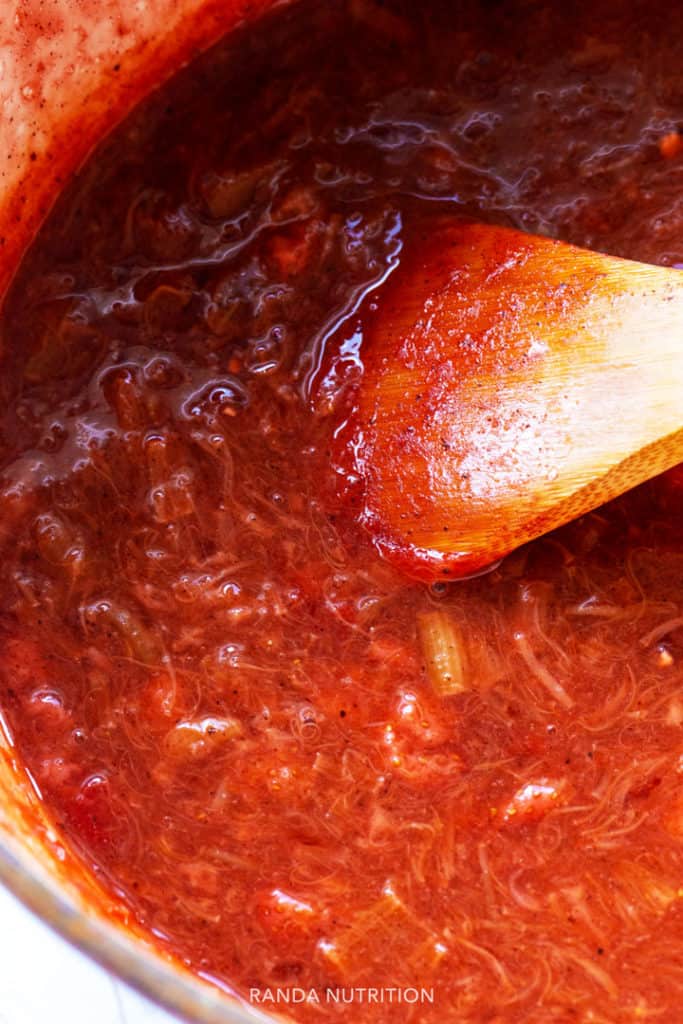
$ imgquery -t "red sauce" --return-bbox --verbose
[2,1,683,1019]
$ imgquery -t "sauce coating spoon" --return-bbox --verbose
[337,220,683,581]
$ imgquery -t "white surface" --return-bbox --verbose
[0,882,179,1024]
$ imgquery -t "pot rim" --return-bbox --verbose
[0,826,275,1024]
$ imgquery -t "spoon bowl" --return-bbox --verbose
[336,220,683,580]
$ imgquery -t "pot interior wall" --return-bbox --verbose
[0,2,279,1021]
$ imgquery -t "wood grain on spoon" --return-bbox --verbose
[336,220,683,581]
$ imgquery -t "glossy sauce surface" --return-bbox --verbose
[2,1,683,1020]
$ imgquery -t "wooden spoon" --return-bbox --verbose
[335,219,683,581]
